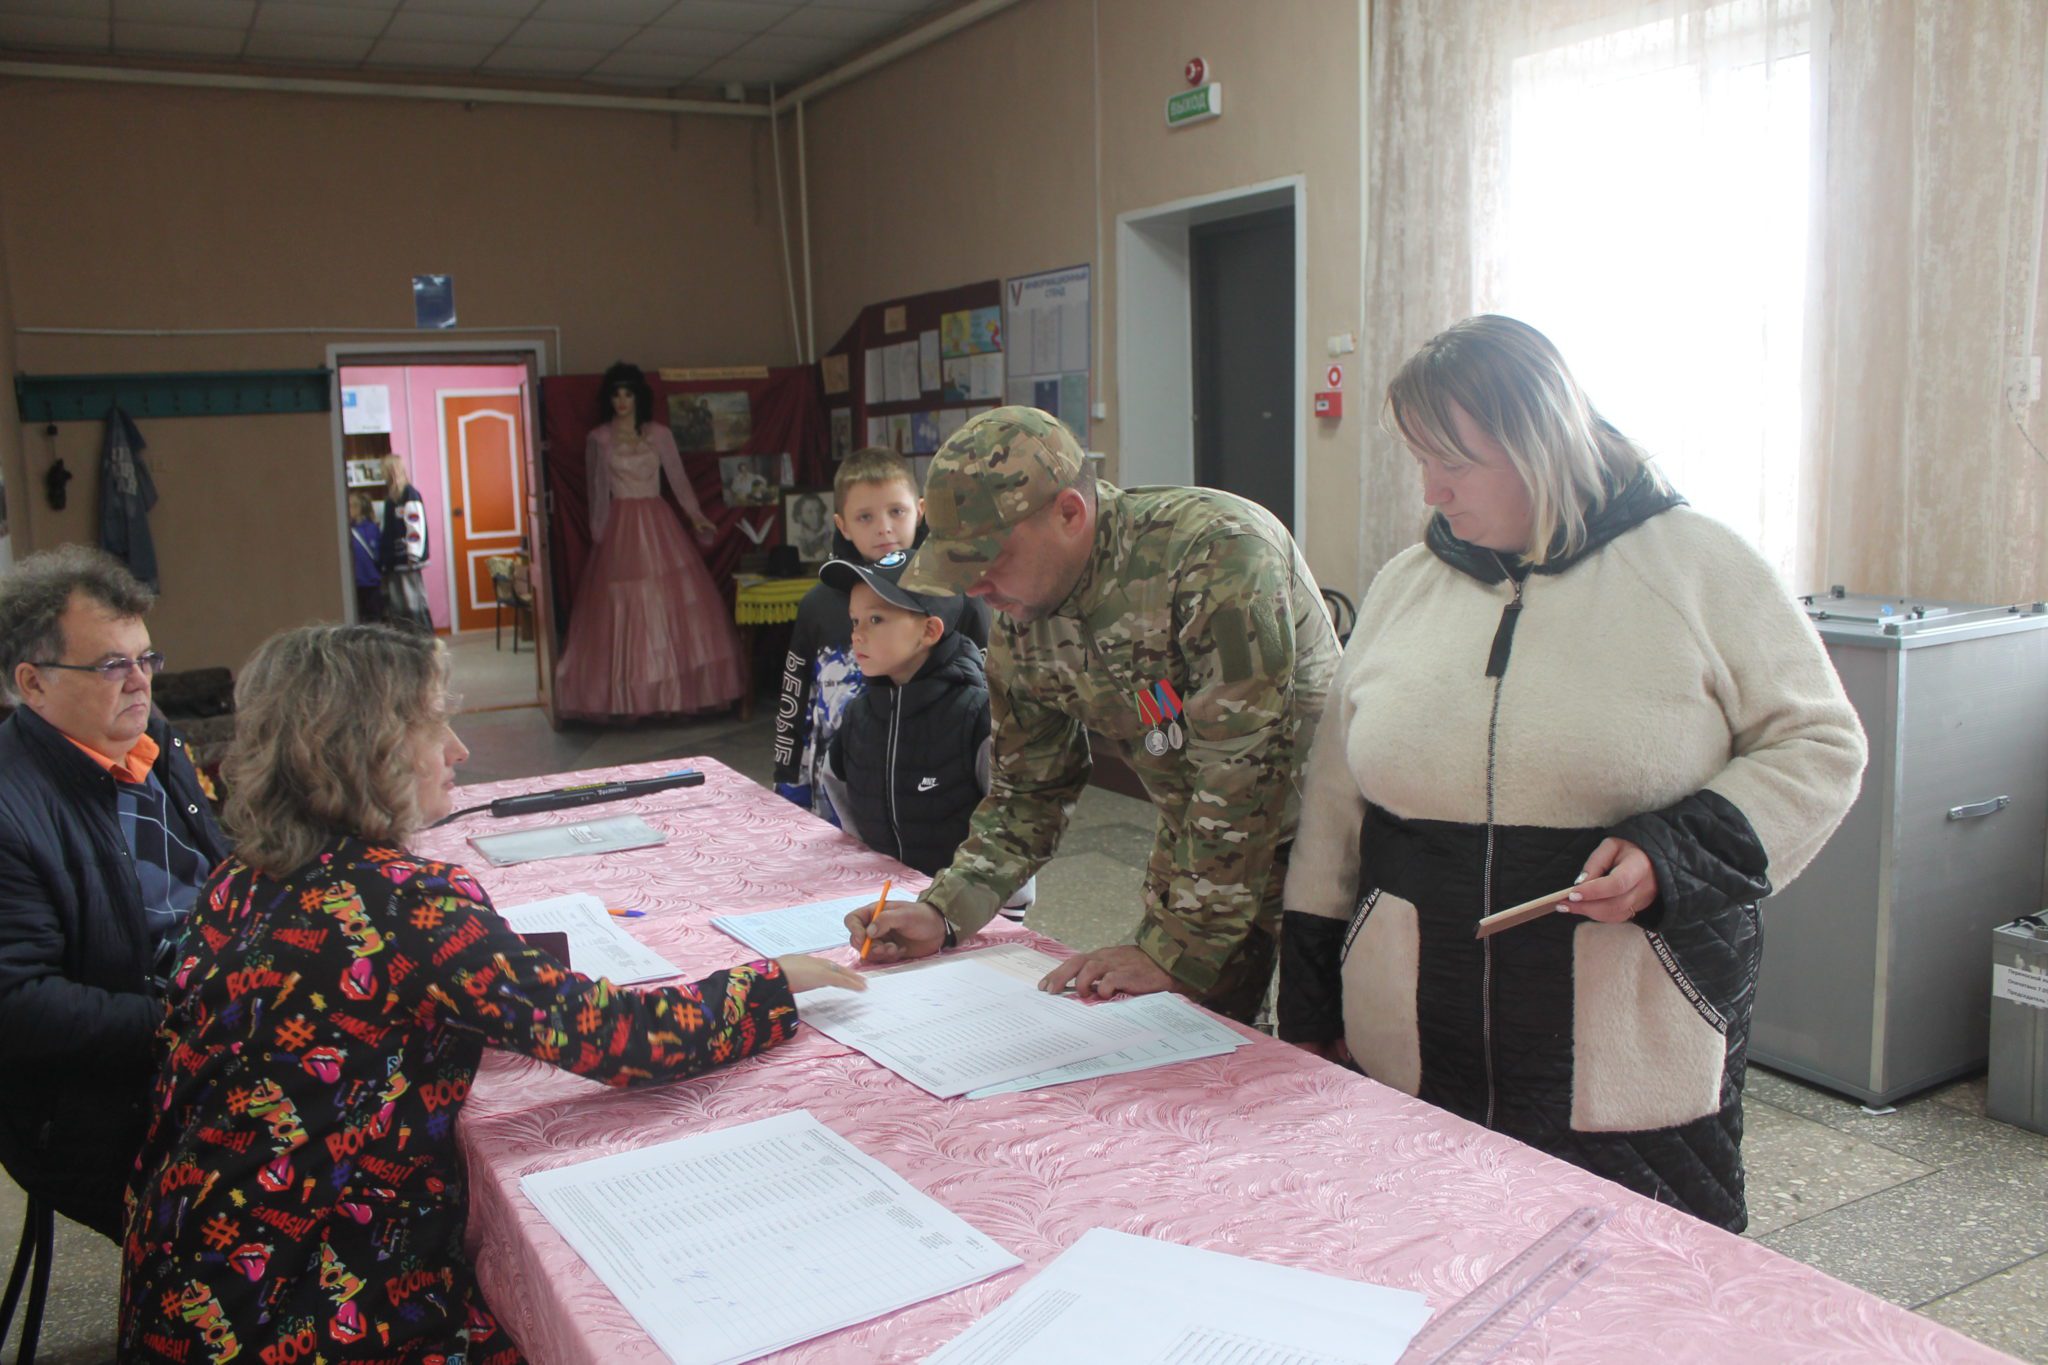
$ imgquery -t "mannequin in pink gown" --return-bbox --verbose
[553,362,745,718]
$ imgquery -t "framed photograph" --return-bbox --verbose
[346,458,387,489]
[719,454,780,507]
[784,490,835,563]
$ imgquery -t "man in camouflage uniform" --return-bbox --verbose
[846,406,1339,1022]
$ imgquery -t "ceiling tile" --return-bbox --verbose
[727,30,838,61]
[653,1,792,35]
[242,29,374,62]
[479,44,604,73]
[403,0,534,15]
[630,24,741,57]
[252,4,391,37]
[770,5,901,38]
[113,0,252,25]
[381,9,516,42]
[0,13,108,46]
[588,48,701,77]
[693,54,804,83]
[0,0,109,15]
[365,35,495,66]
[113,20,246,54]
[499,16,634,48]
[531,0,670,21]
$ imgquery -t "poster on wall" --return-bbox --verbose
[0,462,11,573]
[341,385,393,434]
[670,391,754,452]
[830,409,853,461]
[1004,263,1091,443]
[719,454,783,506]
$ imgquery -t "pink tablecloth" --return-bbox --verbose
[414,759,2007,1364]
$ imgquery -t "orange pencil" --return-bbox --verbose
[859,879,892,962]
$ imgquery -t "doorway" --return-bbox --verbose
[328,347,552,720]
[1115,177,1307,541]
[1190,206,1296,530]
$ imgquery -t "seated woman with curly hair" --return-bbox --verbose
[118,623,862,1364]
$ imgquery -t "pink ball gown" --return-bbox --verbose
[553,421,744,718]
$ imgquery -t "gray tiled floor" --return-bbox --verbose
[7,703,2045,1361]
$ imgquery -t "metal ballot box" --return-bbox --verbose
[1988,916,2048,1134]
[1751,590,2048,1105]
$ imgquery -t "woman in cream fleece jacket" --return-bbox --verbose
[1279,316,1866,1231]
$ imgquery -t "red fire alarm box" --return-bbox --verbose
[1314,391,1343,418]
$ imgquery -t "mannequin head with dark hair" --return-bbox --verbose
[598,361,655,428]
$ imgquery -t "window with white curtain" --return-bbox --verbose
[1498,1,1812,582]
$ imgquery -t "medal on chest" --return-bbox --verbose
[1135,678,1186,756]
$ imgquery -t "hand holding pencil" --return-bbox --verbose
[844,891,950,964]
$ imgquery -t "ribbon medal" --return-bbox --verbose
[1136,679,1186,756]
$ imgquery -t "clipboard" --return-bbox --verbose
[1474,886,1577,939]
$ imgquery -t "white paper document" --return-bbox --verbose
[523,1110,1018,1365]
[710,891,878,957]
[966,991,1246,1097]
[796,959,1162,1099]
[497,893,683,986]
[468,814,666,867]
[926,1228,1429,1365]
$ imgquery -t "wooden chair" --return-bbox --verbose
[488,555,535,652]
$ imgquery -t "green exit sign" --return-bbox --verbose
[1166,82,1223,128]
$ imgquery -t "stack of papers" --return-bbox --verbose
[469,814,666,867]
[966,991,1247,1097]
[523,1110,1018,1365]
[497,894,682,986]
[926,1228,1430,1365]
[795,958,1164,1099]
[710,891,880,956]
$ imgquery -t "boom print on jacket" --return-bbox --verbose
[119,838,798,1364]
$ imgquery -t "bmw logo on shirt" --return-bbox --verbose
[878,550,909,567]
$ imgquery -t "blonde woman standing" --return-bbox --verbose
[119,623,860,1362]
[1279,316,1866,1231]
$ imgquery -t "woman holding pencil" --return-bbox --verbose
[1276,316,1865,1232]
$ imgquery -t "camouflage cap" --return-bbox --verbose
[899,406,1086,593]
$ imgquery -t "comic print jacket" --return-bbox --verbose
[119,837,798,1365]
[921,480,1340,993]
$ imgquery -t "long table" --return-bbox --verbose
[415,759,2011,1363]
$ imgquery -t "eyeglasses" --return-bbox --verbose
[33,651,165,681]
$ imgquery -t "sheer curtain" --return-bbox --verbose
[1359,0,2048,601]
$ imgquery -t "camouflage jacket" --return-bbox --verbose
[922,480,1339,991]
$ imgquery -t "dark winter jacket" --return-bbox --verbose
[771,521,988,810]
[0,702,228,1236]
[1279,470,1866,1231]
[826,629,991,876]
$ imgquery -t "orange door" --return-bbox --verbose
[438,389,526,634]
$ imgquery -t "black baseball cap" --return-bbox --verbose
[820,550,964,631]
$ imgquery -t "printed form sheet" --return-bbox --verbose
[925,1228,1429,1365]
[522,1110,1018,1365]
[795,958,1161,1098]
[941,946,1249,1097]
[710,891,879,957]
[497,893,684,985]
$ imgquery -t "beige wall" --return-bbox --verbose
[0,79,796,670]
[800,0,1369,597]
[0,189,19,573]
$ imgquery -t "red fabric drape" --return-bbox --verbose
[542,367,828,619]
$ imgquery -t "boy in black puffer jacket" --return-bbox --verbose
[818,553,1031,918]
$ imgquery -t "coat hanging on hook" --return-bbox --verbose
[100,404,159,590]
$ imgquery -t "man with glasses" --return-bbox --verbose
[0,545,227,1240]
